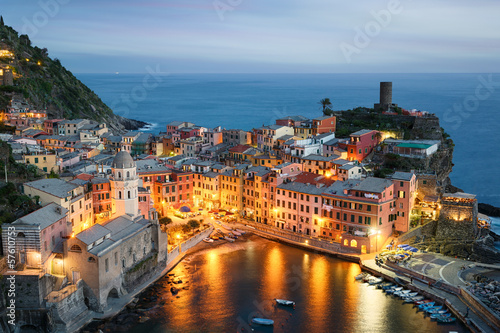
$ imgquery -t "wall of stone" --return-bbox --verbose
[397,220,438,244]
[436,218,475,240]
[46,280,88,331]
[416,174,438,200]
[123,253,160,292]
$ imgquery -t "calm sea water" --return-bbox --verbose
[125,236,466,333]
[77,73,500,207]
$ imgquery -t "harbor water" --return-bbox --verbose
[122,235,467,333]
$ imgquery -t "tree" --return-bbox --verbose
[0,16,4,27]
[187,219,200,235]
[318,98,332,115]
[47,169,59,178]
[159,216,172,231]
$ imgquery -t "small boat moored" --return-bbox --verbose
[203,238,214,243]
[275,298,295,306]
[251,318,274,326]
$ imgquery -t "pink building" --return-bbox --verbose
[339,129,380,162]
[391,171,417,233]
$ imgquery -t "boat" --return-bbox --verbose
[355,273,366,280]
[224,236,235,242]
[425,306,443,313]
[368,277,384,285]
[403,296,423,303]
[381,284,395,290]
[377,282,393,289]
[275,298,295,306]
[418,302,435,309]
[427,308,448,315]
[251,318,274,326]
[203,238,214,243]
[430,313,451,319]
[435,316,456,323]
[415,299,432,305]
[394,290,410,297]
[236,229,246,234]
[403,292,418,298]
[362,274,373,282]
[232,230,242,236]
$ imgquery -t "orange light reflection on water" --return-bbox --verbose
[307,256,329,332]
[262,246,285,299]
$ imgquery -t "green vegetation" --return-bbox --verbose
[318,98,333,115]
[0,22,129,130]
[159,216,172,226]
[0,182,40,225]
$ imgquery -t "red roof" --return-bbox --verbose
[229,144,252,153]
[75,173,94,181]
[293,172,335,186]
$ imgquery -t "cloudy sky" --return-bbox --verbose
[2,0,499,73]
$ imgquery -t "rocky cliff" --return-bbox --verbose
[0,22,147,133]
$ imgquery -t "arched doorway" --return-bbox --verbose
[361,245,367,254]
[107,288,119,300]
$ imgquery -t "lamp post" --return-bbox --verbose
[176,234,181,252]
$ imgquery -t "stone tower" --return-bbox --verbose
[374,82,397,111]
[110,151,139,218]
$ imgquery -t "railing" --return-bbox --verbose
[241,220,358,254]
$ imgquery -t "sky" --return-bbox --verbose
[1,0,500,73]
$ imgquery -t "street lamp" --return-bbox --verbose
[176,233,181,252]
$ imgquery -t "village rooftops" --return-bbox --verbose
[229,144,252,153]
[276,134,295,141]
[25,178,79,198]
[302,154,335,162]
[167,121,185,127]
[12,203,68,230]
[278,181,333,195]
[203,171,220,178]
[313,115,334,120]
[211,164,226,170]
[272,162,294,169]
[339,164,358,170]
[353,177,393,193]
[351,129,375,136]
[76,216,150,256]
[292,172,335,186]
[391,171,415,181]
[91,177,110,184]
[442,193,476,200]
[331,159,350,166]
[136,159,172,173]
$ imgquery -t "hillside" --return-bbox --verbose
[0,20,147,133]
[333,108,456,192]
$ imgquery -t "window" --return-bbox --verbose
[351,215,355,222]
[423,180,427,185]
[119,191,122,199]
[351,239,357,247]
[106,193,109,199]
[398,191,406,198]
[122,258,126,268]
[379,217,382,225]
[69,245,82,253]
[358,216,362,224]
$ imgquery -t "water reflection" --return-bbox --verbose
[127,235,467,333]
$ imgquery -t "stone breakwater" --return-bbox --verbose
[468,279,500,316]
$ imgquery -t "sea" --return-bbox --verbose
[77,73,500,208]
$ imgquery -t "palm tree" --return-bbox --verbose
[319,98,332,115]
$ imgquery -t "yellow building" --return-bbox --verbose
[24,153,61,174]
[24,178,93,234]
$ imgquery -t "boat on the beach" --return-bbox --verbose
[435,316,456,323]
[275,298,295,306]
[236,229,246,234]
[355,273,366,280]
[427,308,448,315]
[224,236,235,242]
[377,282,393,289]
[418,302,435,309]
[430,313,451,319]
[251,318,274,325]
[403,295,423,303]
[415,299,432,305]
[362,274,373,282]
[203,238,214,243]
[424,306,443,313]
[232,230,242,236]
[368,277,384,285]
[402,291,418,298]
